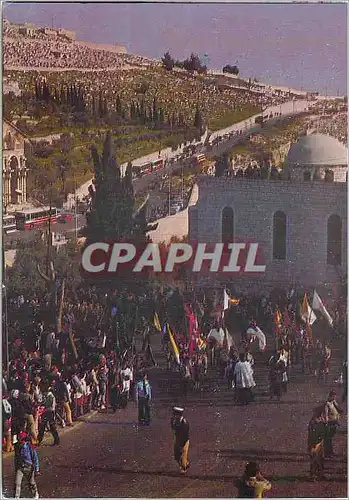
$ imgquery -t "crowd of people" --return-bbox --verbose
[2,283,347,497]
[4,27,152,70]
[4,31,293,135]
[308,112,347,145]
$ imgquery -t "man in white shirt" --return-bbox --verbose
[121,363,133,400]
[323,390,343,457]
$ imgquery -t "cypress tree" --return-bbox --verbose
[194,105,203,131]
[116,95,122,115]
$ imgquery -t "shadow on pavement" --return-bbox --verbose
[54,464,347,483]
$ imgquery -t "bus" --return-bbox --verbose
[15,206,59,230]
[134,158,165,178]
[151,158,164,172]
[3,214,17,234]
[138,162,152,177]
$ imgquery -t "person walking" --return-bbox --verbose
[318,343,331,384]
[236,461,271,498]
[136,372,151,425]
[13,431,40,499]
[307,407,326,481]
[37,384,60,446]
[3,393,13,452]
[171,407,190,474]
[233,353,256,405]
[268,353,284,401]
[323,390,343,457]
[54,373,73,426]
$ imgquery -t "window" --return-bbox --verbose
[313,170,322,181]
[303,171,311,181]
[327,215,342,265]
[273,211,286,260]
[324,169,334,182]
[222,207,234,243]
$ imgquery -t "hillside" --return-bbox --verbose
[3,18,305,207]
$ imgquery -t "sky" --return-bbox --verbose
[3,2,347,95]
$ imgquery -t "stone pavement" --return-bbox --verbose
[2,337,347,498]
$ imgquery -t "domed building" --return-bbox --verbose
[283,133,348,182]
[188,133,347,296]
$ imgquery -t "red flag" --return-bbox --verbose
[283,308,291,329]
[184,303,196,336]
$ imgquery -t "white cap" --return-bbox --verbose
[173,406,184,413]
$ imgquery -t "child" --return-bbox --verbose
[236,461,272,498]
[13,431,40,498]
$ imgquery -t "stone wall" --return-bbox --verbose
[188,177,347,292]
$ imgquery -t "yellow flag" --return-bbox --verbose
[167,323,180,364]
[275,309,282,327]
[153,312,162,332]
[230,298,240,305]
[198,337,207,350]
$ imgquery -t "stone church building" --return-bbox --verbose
[188,133,347,295]
[2,119,28,209]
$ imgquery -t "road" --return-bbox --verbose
[3,329,347,498]
[3,98,315,245]
[72,99,313,203]
[3,215,86,248]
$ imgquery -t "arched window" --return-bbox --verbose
[222,207,234,243]
[324,169,334,182]
[327,215,342,265]
[313,170,322,181]
[273,211,286,260]
[303,171,311,181]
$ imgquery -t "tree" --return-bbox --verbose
[85,131,156,244]
[162,51,175,71]
[183,53,202,72]
[116,95,123,115]
[222,64,239,76]
[193,105,203,132]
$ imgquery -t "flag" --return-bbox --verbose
[224,289,239,310]
[223,289,230,310]
[189,334,196,356]
[305,321,313,341]
[312,290,333,326]
[184,303,196,336]
[230,298,240,305]
[301,293,316,325]
[167,324,180,364]
[197,337,207,350]
[283,308,291,329]
[274,310,282,327]
[153,312,162,332]
[274,309,282,336]
[223,328,232,351]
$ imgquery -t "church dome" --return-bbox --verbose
[285,133,348,167]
